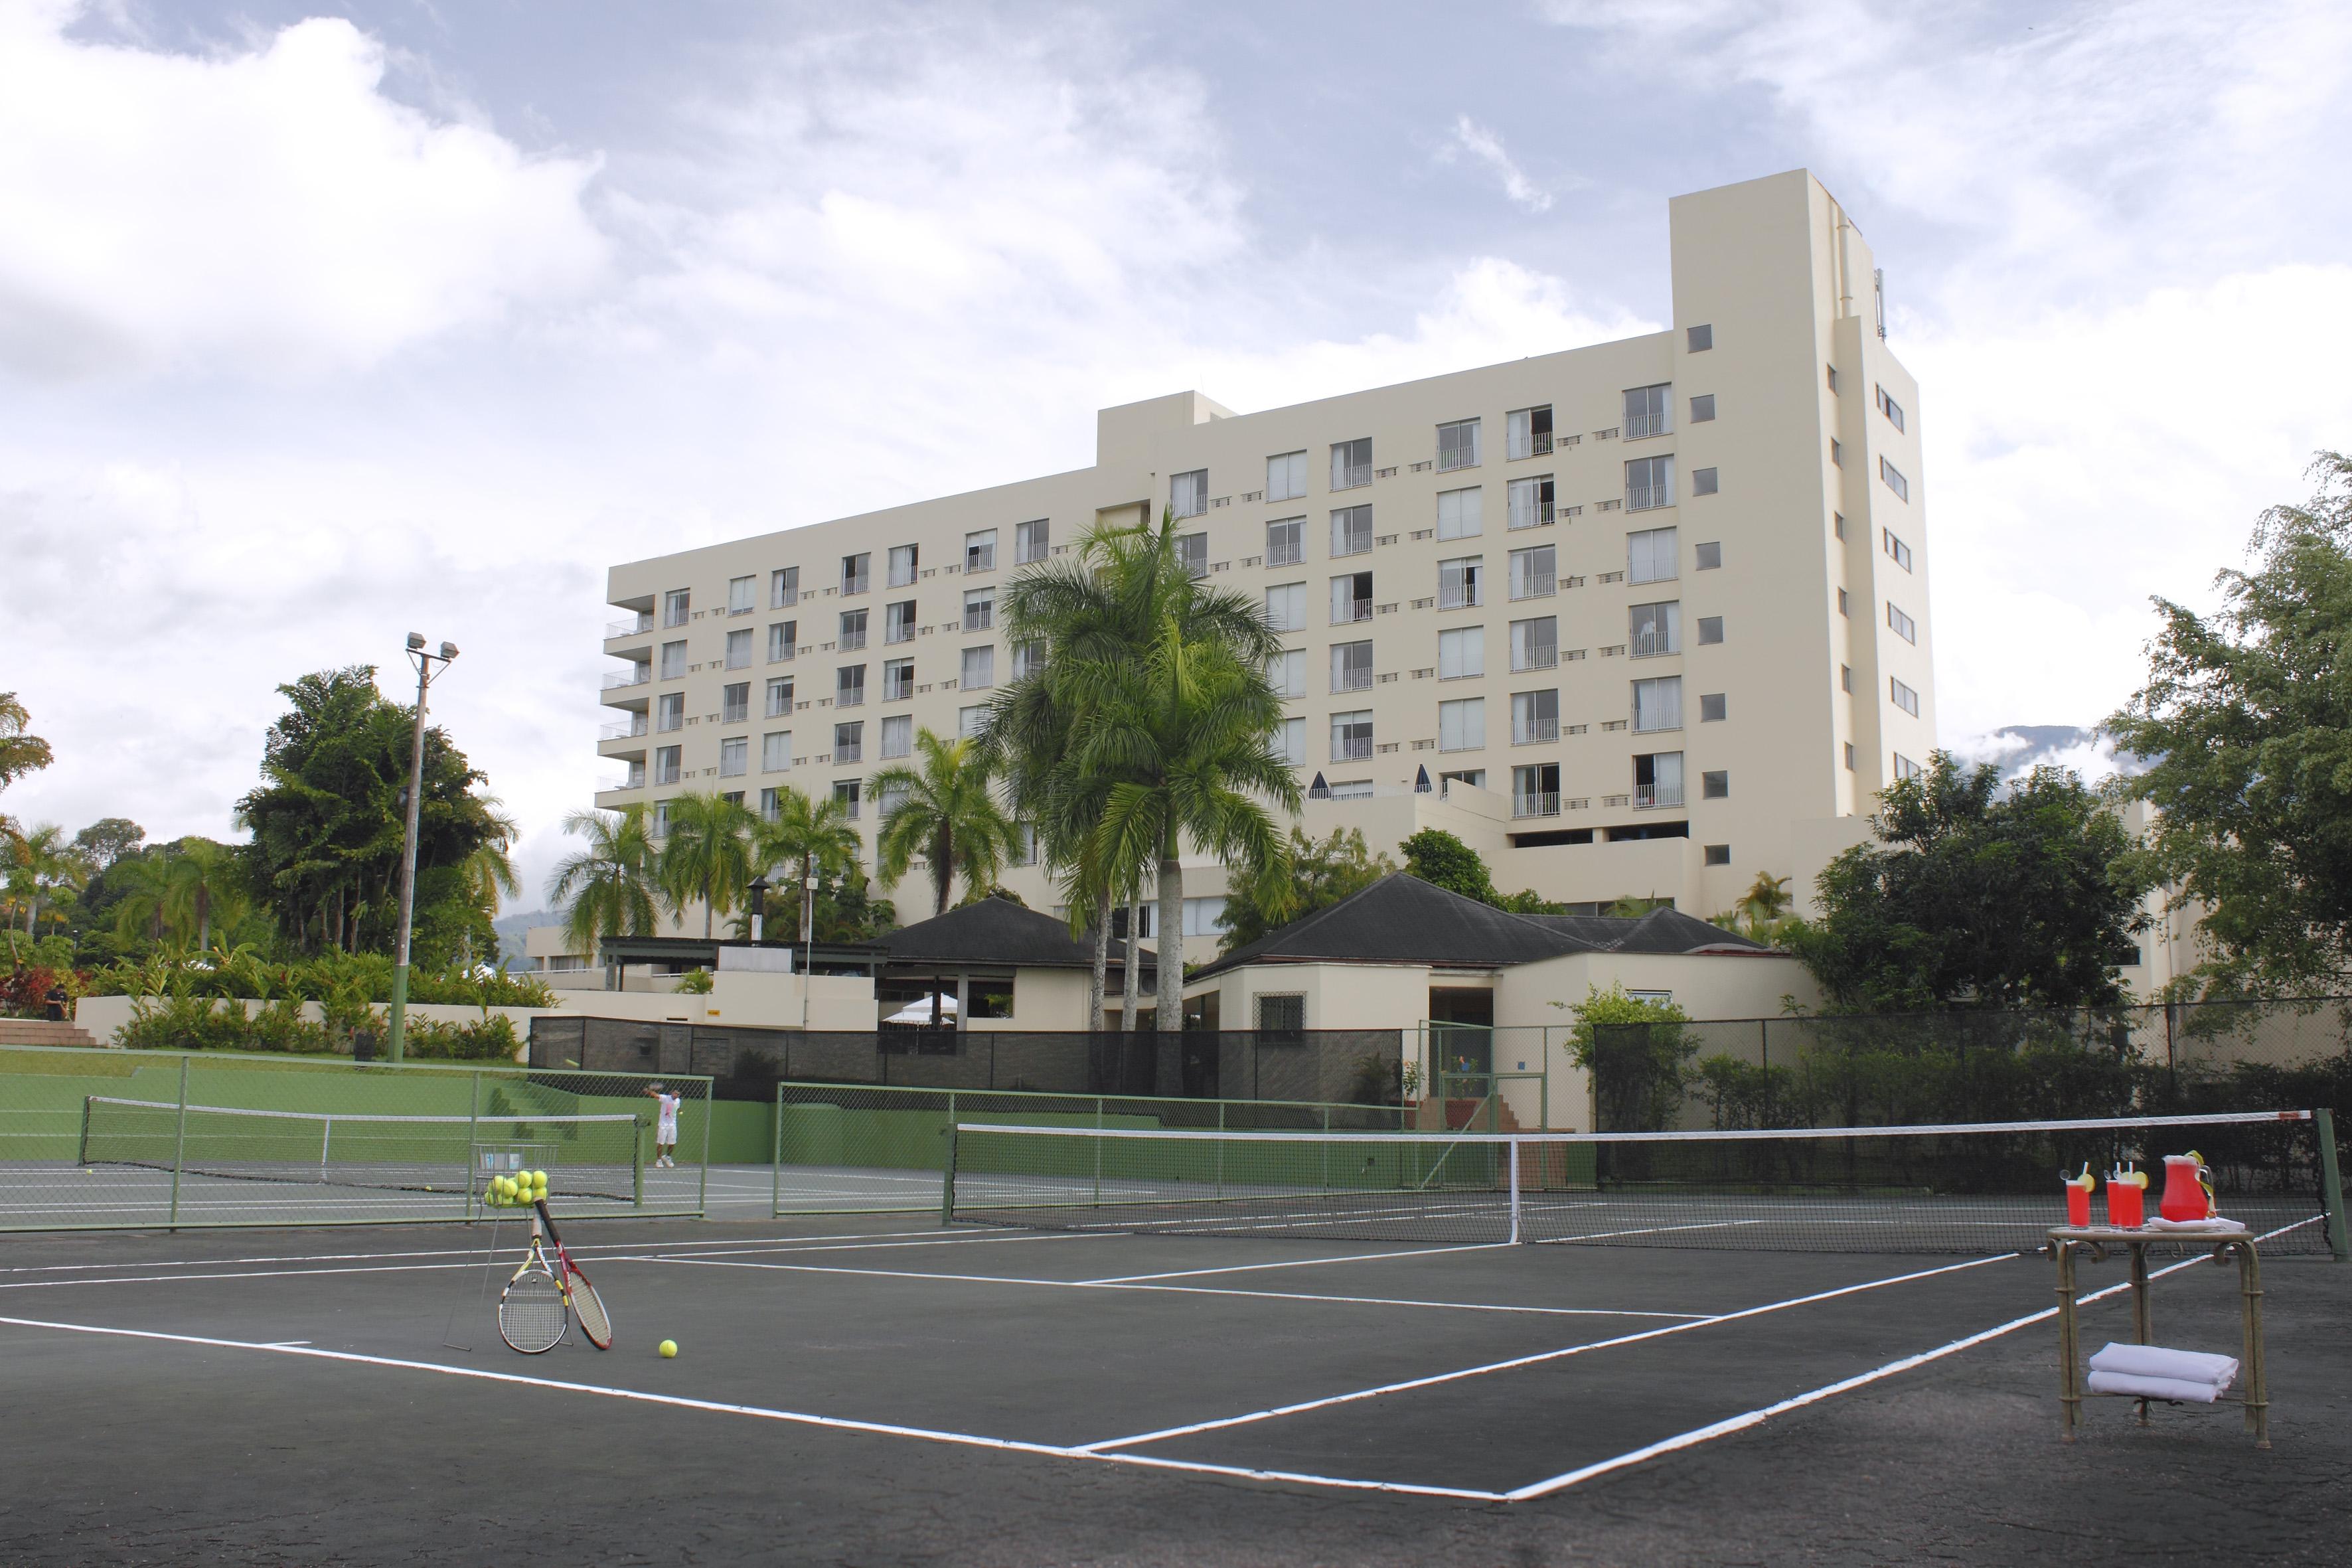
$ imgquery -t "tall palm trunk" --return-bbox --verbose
[1121,890,1142,1032]
[1155,824,1184,1035]
[933,823,953,917]
[1087,888,1111,1032]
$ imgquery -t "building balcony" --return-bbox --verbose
[1512,792,1561,819]
[594,787,639,810]
[1512,720,1560,745]
[1634,783,1685,810]
[1630,632,1679,659]
[605,613,654,643]
[600,716,649,741]
[1507,432,1553,461]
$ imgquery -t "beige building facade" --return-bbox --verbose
[596,168,1934,937]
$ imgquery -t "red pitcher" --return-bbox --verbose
[2159,1153,2211,1222]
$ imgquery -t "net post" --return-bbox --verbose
[1092,1097,1103,1208]
[1508,1138,1523,1244]
[771,1080,785,1219]
[168,1054,189,1230]
[941,1122,958,1224]
[465,1071,481,1221]
[2315,1108,2349,1263]
[632,1103,645,1209]
[697,1078,710,1218]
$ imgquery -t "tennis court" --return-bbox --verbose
[7,1167,2352,1564]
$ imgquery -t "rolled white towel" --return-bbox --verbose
[2086,1370,2229,1404]
[2088,1342,2239,1386]
[2142,1216,2248,1235]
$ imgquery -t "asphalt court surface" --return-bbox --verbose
[5,1212,2349,1565]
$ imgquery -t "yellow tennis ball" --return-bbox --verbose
[658,1339,678,1359]
[531,1170,548,1190]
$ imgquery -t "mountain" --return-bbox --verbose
[492,908,556,972]
[1948,725,2149,785]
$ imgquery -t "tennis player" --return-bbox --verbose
[643,1083,681,1168]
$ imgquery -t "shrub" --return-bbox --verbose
[402,1013,522,1063]
[674,968,715,995]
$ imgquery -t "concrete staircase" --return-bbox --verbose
[0,1018,101,1048]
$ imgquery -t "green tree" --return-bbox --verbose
[1564,982,1699,1133]
[6,823,85,936]
[2107,451,2352,997]
[1222,827,1396,951]
[546,806,661,969]
[1400,828,1498,903]
[72,819,145,874]
[751,787,864,944]
[1788,752,2149,1013]
[871,728,1020,919]
[162,838,246,953]
[0,692,53,796]
[655,791,757,940]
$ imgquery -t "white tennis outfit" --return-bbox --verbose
[655,1093,680,1165]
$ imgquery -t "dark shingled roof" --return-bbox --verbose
[876,898,1151,973]
[1192,874,1767,980]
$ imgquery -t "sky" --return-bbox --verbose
[4,0,2349,911]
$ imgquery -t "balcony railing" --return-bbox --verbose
[1630,629,1679,658]
[1514,648,1559,672]
[1635,783,1684,809]
[1626,412,1668,439]
[1332,670,1373,694]
[606,613,653,639]
[1510,575,1557,601]
[601,667,651,690]
[1513,718,1561,745]
[599,718,649,740]
[1332,737,1373,761]
[1508,431,1554,460]
[1628,484,1670,511]
[1513,792,1562,819]
[1334,603,1373,625]
[842,574,870,595]
[1509,499,1555,530]
[1334,463,1373,491]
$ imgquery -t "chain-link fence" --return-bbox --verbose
[772,1080,1409,1214]
[0,1043,712,1230]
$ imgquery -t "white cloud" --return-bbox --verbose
[1439,116,1553,213]
[0,2,606,378]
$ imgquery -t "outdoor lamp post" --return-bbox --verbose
[386,633,459,1064]
[747,873,769,943]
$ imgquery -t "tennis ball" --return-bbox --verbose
[531,1170,548,1189]
[658,1339,678,1359]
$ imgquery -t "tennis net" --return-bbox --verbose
[79,1096,645,1203]
[945,1110,2348,1255]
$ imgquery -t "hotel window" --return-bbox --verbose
[965,530,997,574]
[1699,692,1727,722]
[1691,467,1718,497]
[884,601,916,644]
[1628,526,1678,584]
[961,645,995,689]
[1510,616,1557,672]
[759,787,783,821]
[959,704,986,739]
[1632,674,1684,732]
[882,658,913,702]
[1506,405,1553,459]
[1690,394,1716,423]
[963,588,994,632]
[1626,455,1674,511]
[653,746,681,785]
[874,776,909,821]
[1331,437,1372,491]
[1184,896,1229,937]
[719,736,747,777]
[1634,751,1684,809]
[1439,697,1485,753]
[1330,571,1373,624]
[768,621,797,662]
[836,664,866,707]
[1267,517,1305,566]
[664,589,690,627]
[762,731,792,772]
[1330,505,1373,557]
[1258,992,1306,1041]
[1266,450,1308,502]
[887,544,918,588]
[1883,528,1913,572]
[660,641,686,680]
[765,678,793,718]
[1624,384,1671,439]
[1876,384,1906,431]
[1704,843,1731,866]
[1887,603,1917,644]
[721,682,749,724]
[838,609,867,651]
[657,692,684,732]
[1507,544,1555,601]
[1695,540,1722,571]
[1014,518,1050,564]
[1514,762,1561,817]
[1271,649,1306,698]
[1893,752,1924,781]
[1891,676,1921,717]
[1436,418,1481,472]
[1330,640,1373,694]
[1279,715,1306,764]
[1879,457,1909,501]
[880,714,912,759]
[832,779,861,820]
[1438,625,1484,680]
[1170,469,1208,519]
[1266,582,1306,632]
[834,722,863,763]
[1511,688,1559,745]
[651,798,670,836]
[1330,710,1373,761]
[1703,769,1729,799]
[1439,769,1485,792]
[728,576,755,615]
[1696,615,1723,645]
[1176,531,1208,579]
[1011,640,1044,680]
[1686,324,1713,352]
[1439,555,1484,609]
[770,567,798,609]
[1629,601,1680,657]
[726,628,753,669]
[1436,486,1483,540]
[841,554,870,595]
[1507,475,1554,531]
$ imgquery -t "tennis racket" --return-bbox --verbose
[497,1215,568,1354]
[534,1197,613,1350]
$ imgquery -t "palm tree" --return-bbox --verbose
[1739,872,1794,927]
[655,791,757,940]
[870,729,1020,920]
[751,787,862,945]
[546,806,661,971]
[163,840,246,953]
[9,823,84,936]
[110,853,175,950]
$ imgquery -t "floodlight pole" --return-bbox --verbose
[386,634,459,1063]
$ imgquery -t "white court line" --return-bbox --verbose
[1075,1254,2011,1453]
[1505,1214,2323,1501]
[1078,1243,1510,1285]
[0,1313,1502,1502]
[641,1253,1712,1320]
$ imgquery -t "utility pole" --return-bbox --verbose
[386,633,459,1063]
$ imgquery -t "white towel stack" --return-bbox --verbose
[2143,1216,2249,1235]
[2085,1342,2239,1404]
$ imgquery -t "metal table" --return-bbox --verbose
[2048,1225,2268,1447]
